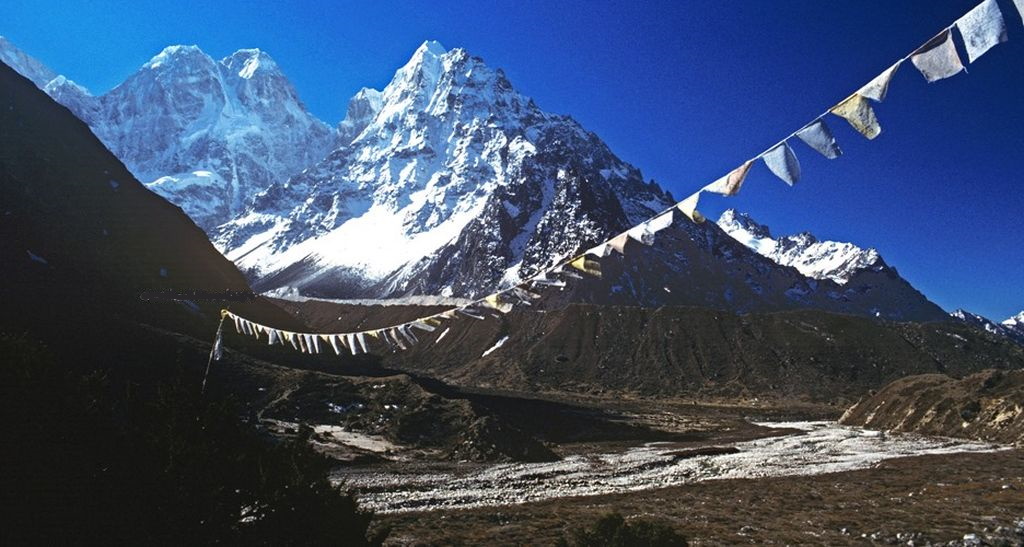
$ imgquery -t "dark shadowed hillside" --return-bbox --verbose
[275,299,1024,404]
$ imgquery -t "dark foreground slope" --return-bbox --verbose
[278,300,1024,405]
[0,60,391,544]
[840,369,1024,445]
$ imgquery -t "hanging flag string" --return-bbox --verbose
[217,0,1014,359]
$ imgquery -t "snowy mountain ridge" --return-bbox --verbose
[951,309,1024,345]
[213,40,675,298]
[0,38,336,230]
[717,209,884,284]
[1005,311,1024,328]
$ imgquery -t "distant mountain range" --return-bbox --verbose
[2,36,1015,324]
[950,309,1024,346]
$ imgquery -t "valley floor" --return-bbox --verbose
[370,448,1024,545]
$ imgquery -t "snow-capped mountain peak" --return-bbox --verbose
[717,209,882,284]
[144,44,209,70]
[223,48,278,79]
[717,209,775,253]
[0,36,337,231]
[951,309,1007,335]
[951,309,1024,345]
[337,87,383,146]
[1004,311,1024,332]
[214,41,674,298]
[91,44,335,229]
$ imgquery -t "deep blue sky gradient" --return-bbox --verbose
[3,0,1022,319]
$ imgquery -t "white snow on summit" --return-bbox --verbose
[213,40,674,298]
[0,37,336,231]
[1003,311,1024,335]
[717,209,882,284]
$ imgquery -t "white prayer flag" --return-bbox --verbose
[646,210,674,234]
[411,321,436,332]
[910,30,964,82]
[956,0,1007,63]
[795,119,842,159]
[1015,0,1024,24]
[626,225,654,245]
[859,62,901,102]
[329,334,343,355]
[356,332,370,353]
[212,327,223,361]
[346,333,358,355]
[585,242,614,257]
[676,191,704,223]
[703,161,753,197]
[762,141,801,186]
[607,233,630,255]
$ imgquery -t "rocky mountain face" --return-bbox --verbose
[538,216,947,321]
[214,41,675,299]
[0,38,336,230]
[840,369,1024,445]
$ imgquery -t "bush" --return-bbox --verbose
[559,512,688,547]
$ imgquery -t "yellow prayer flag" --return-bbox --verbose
[830,94,881,140]
[569,255,602,277]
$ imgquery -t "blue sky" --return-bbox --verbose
[3,0,1022,319]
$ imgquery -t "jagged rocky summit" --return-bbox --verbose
[214,40,675,299]
[0,37,335,230]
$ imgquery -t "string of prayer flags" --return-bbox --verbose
[957,0,1008,63]
[859,62,901,102]
[676,191,705,223]
[762,141,801,185]
[218,0,1020,363]
[830,94,882,139]
[795,119,842,159]
[910,30,964,83]
[703,160,753,196]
